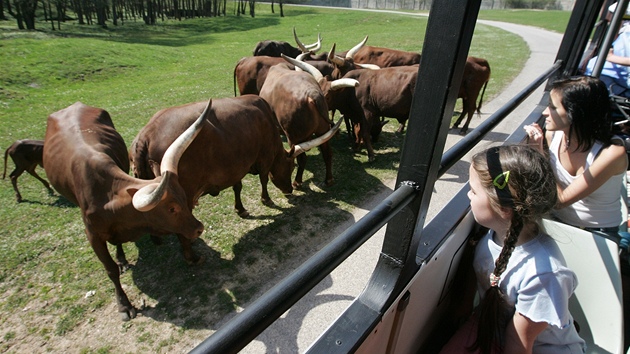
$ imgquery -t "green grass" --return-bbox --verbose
[478,8,571,33]
[0,5,542,352]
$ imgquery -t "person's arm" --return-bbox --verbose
[504,312,547,354]
[607,49,630,66]
[556,143,627,208]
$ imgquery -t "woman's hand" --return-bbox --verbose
[524,123,544,152]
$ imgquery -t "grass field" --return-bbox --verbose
[0,5,566,353]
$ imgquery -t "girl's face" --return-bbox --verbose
[542,89,571,131]
[468,165,510,232]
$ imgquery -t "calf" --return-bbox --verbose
[3,139,53,202]
[43,101,206,320]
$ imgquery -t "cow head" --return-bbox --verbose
[328,41,380,80]
[129,100,212,240]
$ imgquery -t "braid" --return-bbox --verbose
[471,214,524,354]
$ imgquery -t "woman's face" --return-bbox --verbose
[468,165,509,232]
[542,89,571,131]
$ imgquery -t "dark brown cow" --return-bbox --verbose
[131,95,333,218]
[233,56,335,96]
[450,56,491,134]
[43,101,206,320]
[259,55,354,187]
[3,139,53,202]
[330,66,419,159]
[253,29,321,58]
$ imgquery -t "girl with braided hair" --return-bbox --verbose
[440,145,585,354]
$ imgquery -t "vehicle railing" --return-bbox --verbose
[189,59,563,354]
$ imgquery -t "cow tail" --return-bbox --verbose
[233,64,238,97]
[476,80,489,115]
[2,147,8,179]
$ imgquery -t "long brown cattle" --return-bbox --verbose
[342,35,421,67]
[132,95,292,218]
[450,56,491,134]
[130,95,337,218]
[43,101,206,320]
[3,139,53,202]
[259,55,355,187]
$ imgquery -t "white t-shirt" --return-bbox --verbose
[474,230,586,353]
[549,131,624,228]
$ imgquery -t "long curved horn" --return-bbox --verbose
[346,35,369,59]
[293,27,308,53]
[132,170,172,211]
[327,44,345,66]
[330,78,359,90]
[356,63,381,70]
[292,118,343,158]
[304,33,322,52]
[160,99,211,174]
[281,54,323,82]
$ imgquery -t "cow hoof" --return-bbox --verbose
[120,307,137,321]
[292,181,303,189]
[186,255,205,266]
[325,179,335,186]
[118,262,132,273]
[368,155,376,163]
[237,209,250,218]
[459,129,468,135]
[261,198,274,207]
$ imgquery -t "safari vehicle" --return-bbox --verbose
[190,0,628,353]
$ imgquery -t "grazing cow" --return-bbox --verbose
[43,101,206,320]
[130,95,335,218]
[450,56,491,134]
[259,55,355,186]
[330,66,418,159]
[233,56,335,96]
[2,139,53,202]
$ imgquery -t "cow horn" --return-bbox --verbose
[327,44,345,66]
[293,27,308,53]
[356,63,381,70]
[330,78,359,90]
[132,171,173,212]
[291,118,343,158]
[346,35,368,59]
[281,54,323,82]
[161,99,211,174]
[304,33,322,52]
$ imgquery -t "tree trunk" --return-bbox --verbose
[0,0,7,20]
[279,0,282,17]
[270,0,273,13]
[248,0,253,17]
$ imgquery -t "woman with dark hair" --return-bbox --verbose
[440,145,585,353]
[525,76,627,238]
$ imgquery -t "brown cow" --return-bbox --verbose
[341,35,421,68]
[130,95,335,218]
[259,54,354,187]
[330,66,418,159]
[450,56,491,134]
[3,139,53,202]
[253,28,321,58]
[43,101,206,320]
[233,56,335,96]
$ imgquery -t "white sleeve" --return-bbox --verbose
[514,269,578,329]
